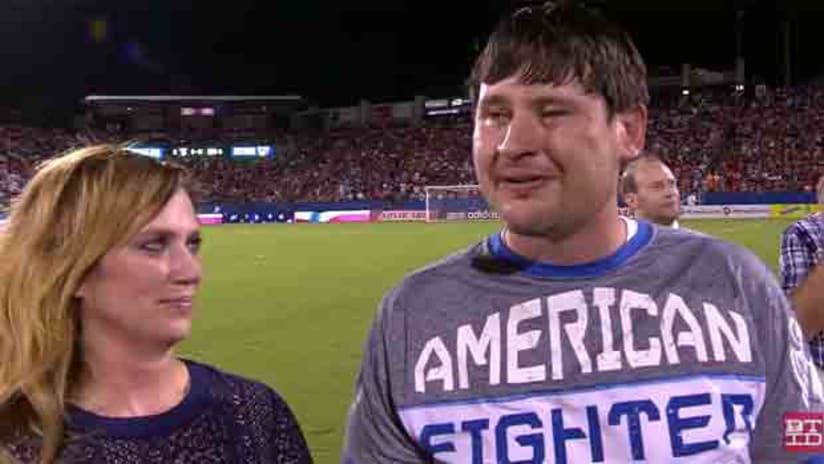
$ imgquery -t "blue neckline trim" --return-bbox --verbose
[67,359,209,438]
[486,220,654,278]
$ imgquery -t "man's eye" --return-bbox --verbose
[482,110,509,124]
[541,109,570,118]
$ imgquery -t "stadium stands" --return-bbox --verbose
[2,85,824,206]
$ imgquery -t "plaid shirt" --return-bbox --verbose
[780,212,824,367]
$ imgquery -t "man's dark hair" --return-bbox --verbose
[619,154,665,197]
[468,1,649,118]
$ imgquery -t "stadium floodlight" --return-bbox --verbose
[423,184,500,222]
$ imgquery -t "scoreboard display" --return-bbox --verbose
[424,97,472,117]
[230,145,274,159]
[168,144,275,160]
[172,147,224,157]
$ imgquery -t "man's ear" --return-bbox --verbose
[625,192,638,210]
[615,104,647,163]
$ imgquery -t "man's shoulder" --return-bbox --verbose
[784,212,824,235]
[653,224,743,255]
[394,242,484,288]
[652,224,772,278]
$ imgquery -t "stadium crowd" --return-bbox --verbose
[647,85,824,198]
[188,125,476,203]
[0,126,107,209]
[2,85,824,207]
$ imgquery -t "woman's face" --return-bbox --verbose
[76,189,203,348]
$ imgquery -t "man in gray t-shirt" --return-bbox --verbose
[344,3,824,463]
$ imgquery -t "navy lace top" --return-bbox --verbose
[5,359,312,463]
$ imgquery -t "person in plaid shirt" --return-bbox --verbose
[781,175,824,375]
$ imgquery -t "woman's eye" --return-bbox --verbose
[141,240,165,253]
[187,238,202,254]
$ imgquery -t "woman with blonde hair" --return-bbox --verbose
[0,145,311,463]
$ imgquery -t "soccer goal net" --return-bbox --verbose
[423,184,499,222]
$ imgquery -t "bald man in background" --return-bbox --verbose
[621,155,681,227]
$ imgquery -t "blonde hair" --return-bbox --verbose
[0,145,188,463]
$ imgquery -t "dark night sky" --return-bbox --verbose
[1,0,824,121]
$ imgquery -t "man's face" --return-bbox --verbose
[627,161,680,225]
[473,75,646,239]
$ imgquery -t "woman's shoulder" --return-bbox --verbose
[185,358,283,405]
[184,359,304,433]
[2,361,312,463]
[184,359,312,463]
[0,401,46,464]
[1,433,39,464]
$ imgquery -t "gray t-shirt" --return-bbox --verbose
[344,221,824,463]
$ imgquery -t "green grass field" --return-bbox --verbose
[178,218,794,463]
